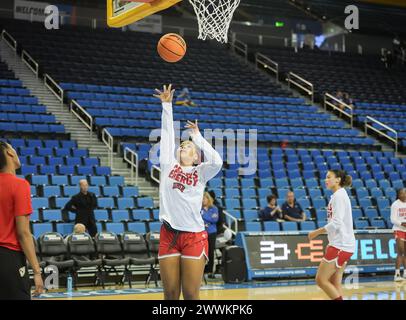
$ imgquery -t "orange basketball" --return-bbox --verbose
[157,33,187,63]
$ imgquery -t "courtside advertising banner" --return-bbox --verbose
[236,230,396,280]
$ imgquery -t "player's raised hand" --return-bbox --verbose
[185,119,200,136]
[153,84,175,103]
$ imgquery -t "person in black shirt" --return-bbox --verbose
[63,179,98,237]
[259,195,282,221]
[281,191,306,222]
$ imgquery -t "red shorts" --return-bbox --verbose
[158,224,209,260]
[395,230,406,241]
[323,246,353,268]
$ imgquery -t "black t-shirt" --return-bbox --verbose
[281,201,304,220]
[259,206,281,221]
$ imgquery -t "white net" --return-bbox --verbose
[188,0,241,43]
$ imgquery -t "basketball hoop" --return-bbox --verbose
[188,0,241,43]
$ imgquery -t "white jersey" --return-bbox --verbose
[325,188,356,253]
[159,102,223,232]
[390,199,406,232]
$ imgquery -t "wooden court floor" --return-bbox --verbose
[43,278,406,300]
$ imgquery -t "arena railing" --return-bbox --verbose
[150,165,161,184]
[230,38,248,62]
[70,99,93,138]
[364,116,398,154]
[102,128,114,169]
[286,72,314,103]
[44,74,64,107]
[1,30,17,52]
[21,50,39,78]
[324,92,354,127]
[255,52,279,82]
[223,210,238,235]
[123,147,139,185]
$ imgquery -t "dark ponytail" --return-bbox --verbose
[0,141,9,171]
[329,169,352,187]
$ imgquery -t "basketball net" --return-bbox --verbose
[188,0,241,43]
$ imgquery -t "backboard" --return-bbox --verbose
[107,0,181,28]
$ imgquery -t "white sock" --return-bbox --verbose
[395,269,400,276]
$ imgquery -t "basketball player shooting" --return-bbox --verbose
[153,84,223,300]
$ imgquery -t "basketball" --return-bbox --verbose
[157,33,187,63]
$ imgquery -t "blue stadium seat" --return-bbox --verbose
[56,223,74,235]
[88,186,101,196]
[225,199,241,210]
[97,197,115,209]
[122,186,139,197]
[103,186,120,197]
[300,221,316,231]
[137,197,154,209]
[111,210,131,222]
[32,198,49,210]
[316,209,327,221]
[354,220,369,229]
[63,186,79,197]
[32,223,53,238]
[242,198,258,209]
[148,222,162,233]
[263,221,280,232]
[281,222,298,231]
[94,209,110,221]
[43,186,61,198]
[370,219,386,229]
[245,222,262,232]
[42,210,63,222]
[243,210,259,221]
[51,175,69,186]
[90,176,107,186]
[105,222,125,234]
[132,209,151,221]
[116,198,135,210]
[225,189,240,199]
[95,166,111,175]
[31,175,48,185]
[54,197,70,209]
[127,222,147,234]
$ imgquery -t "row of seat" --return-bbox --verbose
[31,221,160,237]
[19,165,111,176]
[31,196,154,210]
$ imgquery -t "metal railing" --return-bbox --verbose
[231,38,248,62]
[286,72,314,103]
[364,116,398,154]
[223,210,238,235]
[150,165,161,184]
[21,50,39,77]
[102,128,114,169]
[124,147,139,186]
[70,99,93,138]
[44,74,64,106]
[255,52,279,82]
[1,30,17,51]
[324,93,354,127]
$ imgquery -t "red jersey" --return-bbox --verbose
[0,173,33,251]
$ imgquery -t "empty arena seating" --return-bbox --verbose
[1,19,376,149]
[250,45,406,150]
[252,46,406,104]
[0,60,68,139]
